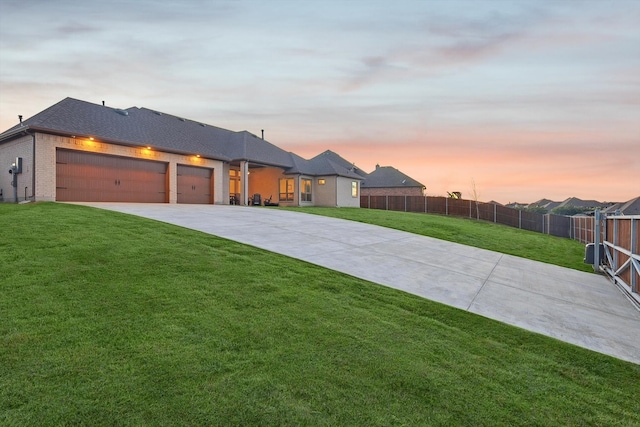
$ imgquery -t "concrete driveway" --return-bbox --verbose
[76,203,640,364]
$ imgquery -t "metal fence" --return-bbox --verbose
[601,214,640,306]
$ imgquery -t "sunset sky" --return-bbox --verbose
[1,0,638,204]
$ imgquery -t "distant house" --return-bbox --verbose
[526,197,615,213]
[528,198,561,211]
[554,197,613,211]
[361,164,425,197]
[601,196,640,216]
[0,97,363,206]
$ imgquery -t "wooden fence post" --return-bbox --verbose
[519,210,522,229]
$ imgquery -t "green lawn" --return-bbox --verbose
[1,203,638,426]
[279,206,592,272]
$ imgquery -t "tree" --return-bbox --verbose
[524,206,548,214]
[551,205,591,216]
[471,179,480,220]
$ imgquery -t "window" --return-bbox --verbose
[279,178,294,201]
[229,170,240,194]
[301,178,312,202]
[351,181,358,198]
[318,178,326,185]
[229,169,240,203]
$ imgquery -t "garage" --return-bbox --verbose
[56,149,168,202]
[177,164,213,204]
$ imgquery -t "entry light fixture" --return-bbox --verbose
[146,146,152,150]
[89,137,94,140]
[196,154,201,158]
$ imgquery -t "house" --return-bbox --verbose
[601,196,640,216]
[0,98,363,206]
[528,198,561,212]
[360,164,425,197]
[554,197,613,211]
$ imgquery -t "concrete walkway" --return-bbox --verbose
[76,203,640,364]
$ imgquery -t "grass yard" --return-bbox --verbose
[1,203,638,426]
[279,206,592,272]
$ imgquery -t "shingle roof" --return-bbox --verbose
[1,98,233,161]
[302,150,365,179]
[361,165,424,188]
[556,197,610,209]
[0,98,368,179]
[308,150,368,178]
[602,196,640,215]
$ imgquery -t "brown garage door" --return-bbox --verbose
[56,149,168,202]
[177,164,213,204]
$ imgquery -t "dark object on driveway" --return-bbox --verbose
[264,195,279,206]
[250,193,262,206]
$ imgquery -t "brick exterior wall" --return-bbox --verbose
[361,187,424,197]
[32,133,224,203]
[0,134,33,202]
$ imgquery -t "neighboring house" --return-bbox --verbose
[601,196,640,216]
[528,198,561,212]
[360,164,425,197]
[554,197,613,211]
[526,197,617,213]
[0,98,363,206]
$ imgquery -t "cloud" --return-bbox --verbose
[1,0,638,203]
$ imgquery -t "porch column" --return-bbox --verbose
[240,160,249,205]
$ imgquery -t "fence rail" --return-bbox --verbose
[602,215,640,306]
[361,195,568,237]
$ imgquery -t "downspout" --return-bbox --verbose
[31,132,36,200]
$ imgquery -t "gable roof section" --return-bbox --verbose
[361,165,424,189]
[602,196,640,215]
[556,197,610,209]
[286,150,363,179]
[308,150,368,178]
[0,98,298,167]
[0,98,232,161]
[232,131,295,167]
[0,98,370,178]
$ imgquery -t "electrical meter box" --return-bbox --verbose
[584,243,604,265]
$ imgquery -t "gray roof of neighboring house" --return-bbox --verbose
[361,165,425,189]
[602,196,640,215]
[0,97,359,178]
[528,198,561,210]
[555,197,611,209]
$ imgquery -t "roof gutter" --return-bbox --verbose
[0,125,31,143]
[31,131,36,200]
[11,126,232,162]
